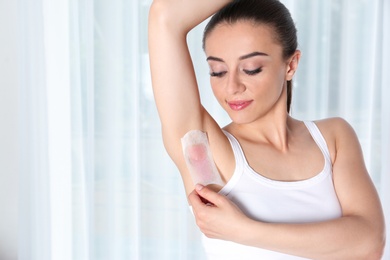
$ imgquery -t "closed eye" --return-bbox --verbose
[243,68,262,76]
[210,71,227,77]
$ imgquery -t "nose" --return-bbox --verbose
[226,72,245,95]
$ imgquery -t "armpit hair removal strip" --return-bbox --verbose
[181,130,224,187]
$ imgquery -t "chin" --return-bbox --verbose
[228,115,255,125]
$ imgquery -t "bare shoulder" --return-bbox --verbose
[314,117,354,133]
[314,117,359,147]
[313,117,358,164]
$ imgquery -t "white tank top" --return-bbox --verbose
[201,121,342,259]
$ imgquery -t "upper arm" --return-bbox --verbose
[319,118,384,230]
[148,0,232,141]
[148,3,204,137]
[148,17,211,192]
[148,2,210,172]
[148,1,234,193]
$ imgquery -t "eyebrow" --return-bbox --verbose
[206,51,269,62]
[239,51,269,60]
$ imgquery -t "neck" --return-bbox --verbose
[224,83,296,151]
[226,110,295,152]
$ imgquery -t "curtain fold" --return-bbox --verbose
[70,0,95,258]
[43,0,73,258]
[18,1,51,257]
[19,0,72,259]
[18,0,389,259]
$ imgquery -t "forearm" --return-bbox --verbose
[239,216,384,260]
[190,185,385,260]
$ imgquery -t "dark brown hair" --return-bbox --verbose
[203,0,298,113]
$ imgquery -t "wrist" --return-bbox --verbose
[233,217,263,246]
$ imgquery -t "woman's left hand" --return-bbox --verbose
[188,184,253,243]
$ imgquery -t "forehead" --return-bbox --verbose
[204,21,283,60]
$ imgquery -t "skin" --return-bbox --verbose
[148,0,386,259]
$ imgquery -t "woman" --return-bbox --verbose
[148,0,385,259]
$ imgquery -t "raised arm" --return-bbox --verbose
[148,0,233,193]
[189,118,385,259]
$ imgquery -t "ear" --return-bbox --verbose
[286,50,301,81]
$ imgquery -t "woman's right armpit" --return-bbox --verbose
[181,130,225,187]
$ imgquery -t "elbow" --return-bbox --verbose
[364,244,385,260]
[359,229,386,260]
[149,2,166,23]
[353,212,386,260]
[149,1,175,28]
[148,1,190,35]
[367,237,385,260]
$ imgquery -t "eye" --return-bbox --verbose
[243,67,262,76]
[210,71,227,77]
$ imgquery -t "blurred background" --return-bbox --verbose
[0,0,18,259]
[0,0,389,259]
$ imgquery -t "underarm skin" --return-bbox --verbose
[181,130,224,187]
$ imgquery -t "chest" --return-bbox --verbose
[239,137,325,182]
[225,171,342,223]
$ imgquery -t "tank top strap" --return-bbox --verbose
[222,130,246,169]
[219,130,247,195]
[303,121,332,165]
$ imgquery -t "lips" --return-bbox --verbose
[227,100,253,111]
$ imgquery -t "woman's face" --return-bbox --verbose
[204,21,297,124]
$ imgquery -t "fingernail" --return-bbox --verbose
[195,184,204,191]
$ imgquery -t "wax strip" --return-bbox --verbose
[181,130,224,186]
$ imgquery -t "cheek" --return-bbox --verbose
[261,68,286,90]
[274,69,288,94]
[246,73,282,99]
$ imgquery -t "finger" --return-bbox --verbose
[188,189,205,210]
[195,184,225,207]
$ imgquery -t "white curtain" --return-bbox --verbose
[18,0,389,260]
